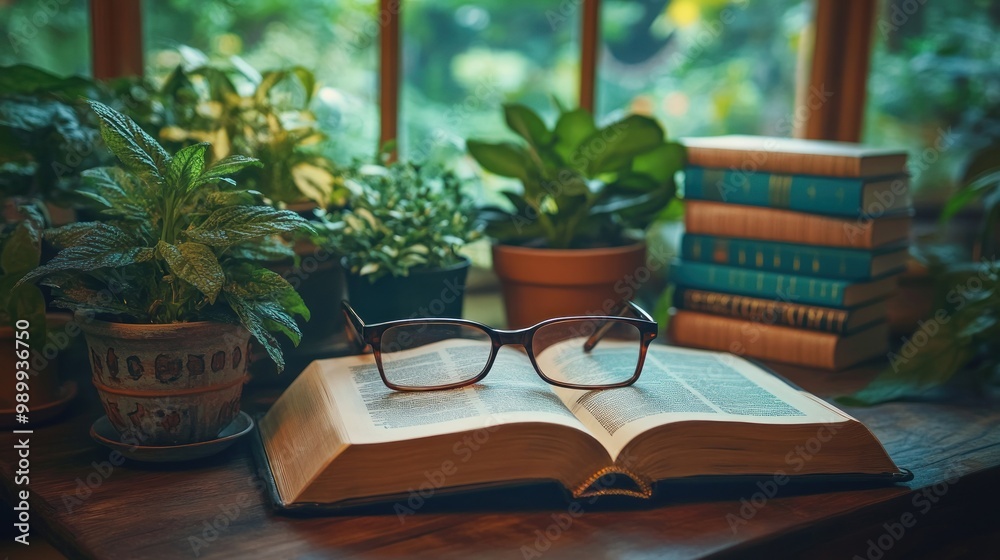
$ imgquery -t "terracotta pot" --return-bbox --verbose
[0,314,69,409]
[76,313,252,445]
[492,242,647,328]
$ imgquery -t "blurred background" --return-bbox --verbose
[2,0,997,205]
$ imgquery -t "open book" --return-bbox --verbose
[257,342,907,510]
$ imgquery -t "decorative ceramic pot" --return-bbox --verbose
[76,313,252,445]
[492,242,647,328]
[344,258,471,323]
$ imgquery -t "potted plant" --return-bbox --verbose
[18,101,312,445]
[840,150,1000,405]
[317,161,481,322]
[133,49,351,358]
[137,48,348,208]
[0,202,71,418]
[0,65,110,225]
[467,104,684,327]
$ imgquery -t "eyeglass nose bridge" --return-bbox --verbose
[494,328,529,346]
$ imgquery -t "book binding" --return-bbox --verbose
[250,417,913,515]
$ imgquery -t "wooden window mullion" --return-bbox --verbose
[90,0,143,79]
[579,0,601,113]
[379,0,400,160]
[802,0,876,142]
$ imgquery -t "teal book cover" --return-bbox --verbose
[671,261,893,308]
[684,165,908,217]
[681,234,907,281]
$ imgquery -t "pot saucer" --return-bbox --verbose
[0,381,78,429]
[90,411,254,463]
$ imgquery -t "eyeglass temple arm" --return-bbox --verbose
[583,301,647,353]
[341,300,368,351]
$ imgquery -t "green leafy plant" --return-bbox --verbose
[0,202,47,340]
[139,48,347,208]
[17,101,314,372]
[467,103,684,249]
[840,156,1000,405]
[318,162,481,282]
[0,65,108,206]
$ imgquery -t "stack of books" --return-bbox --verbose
[669,136,912,370]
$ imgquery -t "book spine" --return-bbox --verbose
[684,146,864,177]
[684,200,878,248]
[681,234,878,280]
[674,288,852,334]
[672,261,851,307]
[669,311,840,369]
[684,166,867,216]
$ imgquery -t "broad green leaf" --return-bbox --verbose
[274,283,310,322]
[6,284,46,340]
[224,290,284,373]
[836,325,975,406]
[632,142,685,184]
[504,104,551,148]
[228,237,294,262]
[656,197,686,222]
[44,222,103,248]
[87,100,170,183]
[168,142,210,193]
[552,109,597,164]
[195,154,263,187]
[1,220,41,275]
[50,281,121,309]
[19,223,153,284]
[81,167,151,220]
[467,140,534,180]
[225,267,308,320]
[500,191,532,214]
[605,172,660,194]
[157,241,224,303]
[292,67,317,103]
[575,115,664,175]
[941,170,1000,223]
[255,301,303,346]
[205,190,264,207]
[291,161,335,204]
[20,244,154,285]
[0,64,94,96]
[185,205,312,247]
[0,99,54,131]
[228,54,263,86]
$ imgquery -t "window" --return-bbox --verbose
[863,0,1000,199]
[142,0,379,163]
[598,0,814,138]
[8,0,992,201]
[0,0,90,76]
[400,0,580,163]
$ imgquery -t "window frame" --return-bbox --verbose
[88,0,875,146]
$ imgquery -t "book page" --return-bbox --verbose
[546,343,849,458]
[317,343,590,444]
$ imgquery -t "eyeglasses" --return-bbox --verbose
[342,300,658,391]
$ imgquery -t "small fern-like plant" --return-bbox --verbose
[18,101,313,372]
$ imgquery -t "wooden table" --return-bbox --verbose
[2,350,998,559]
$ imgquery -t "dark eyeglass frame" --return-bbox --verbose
[342,300,658,392]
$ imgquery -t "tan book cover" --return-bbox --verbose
[684,201,911,249]
[681,135,908,178]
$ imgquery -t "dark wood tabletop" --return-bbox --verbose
[2,347,998,560]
